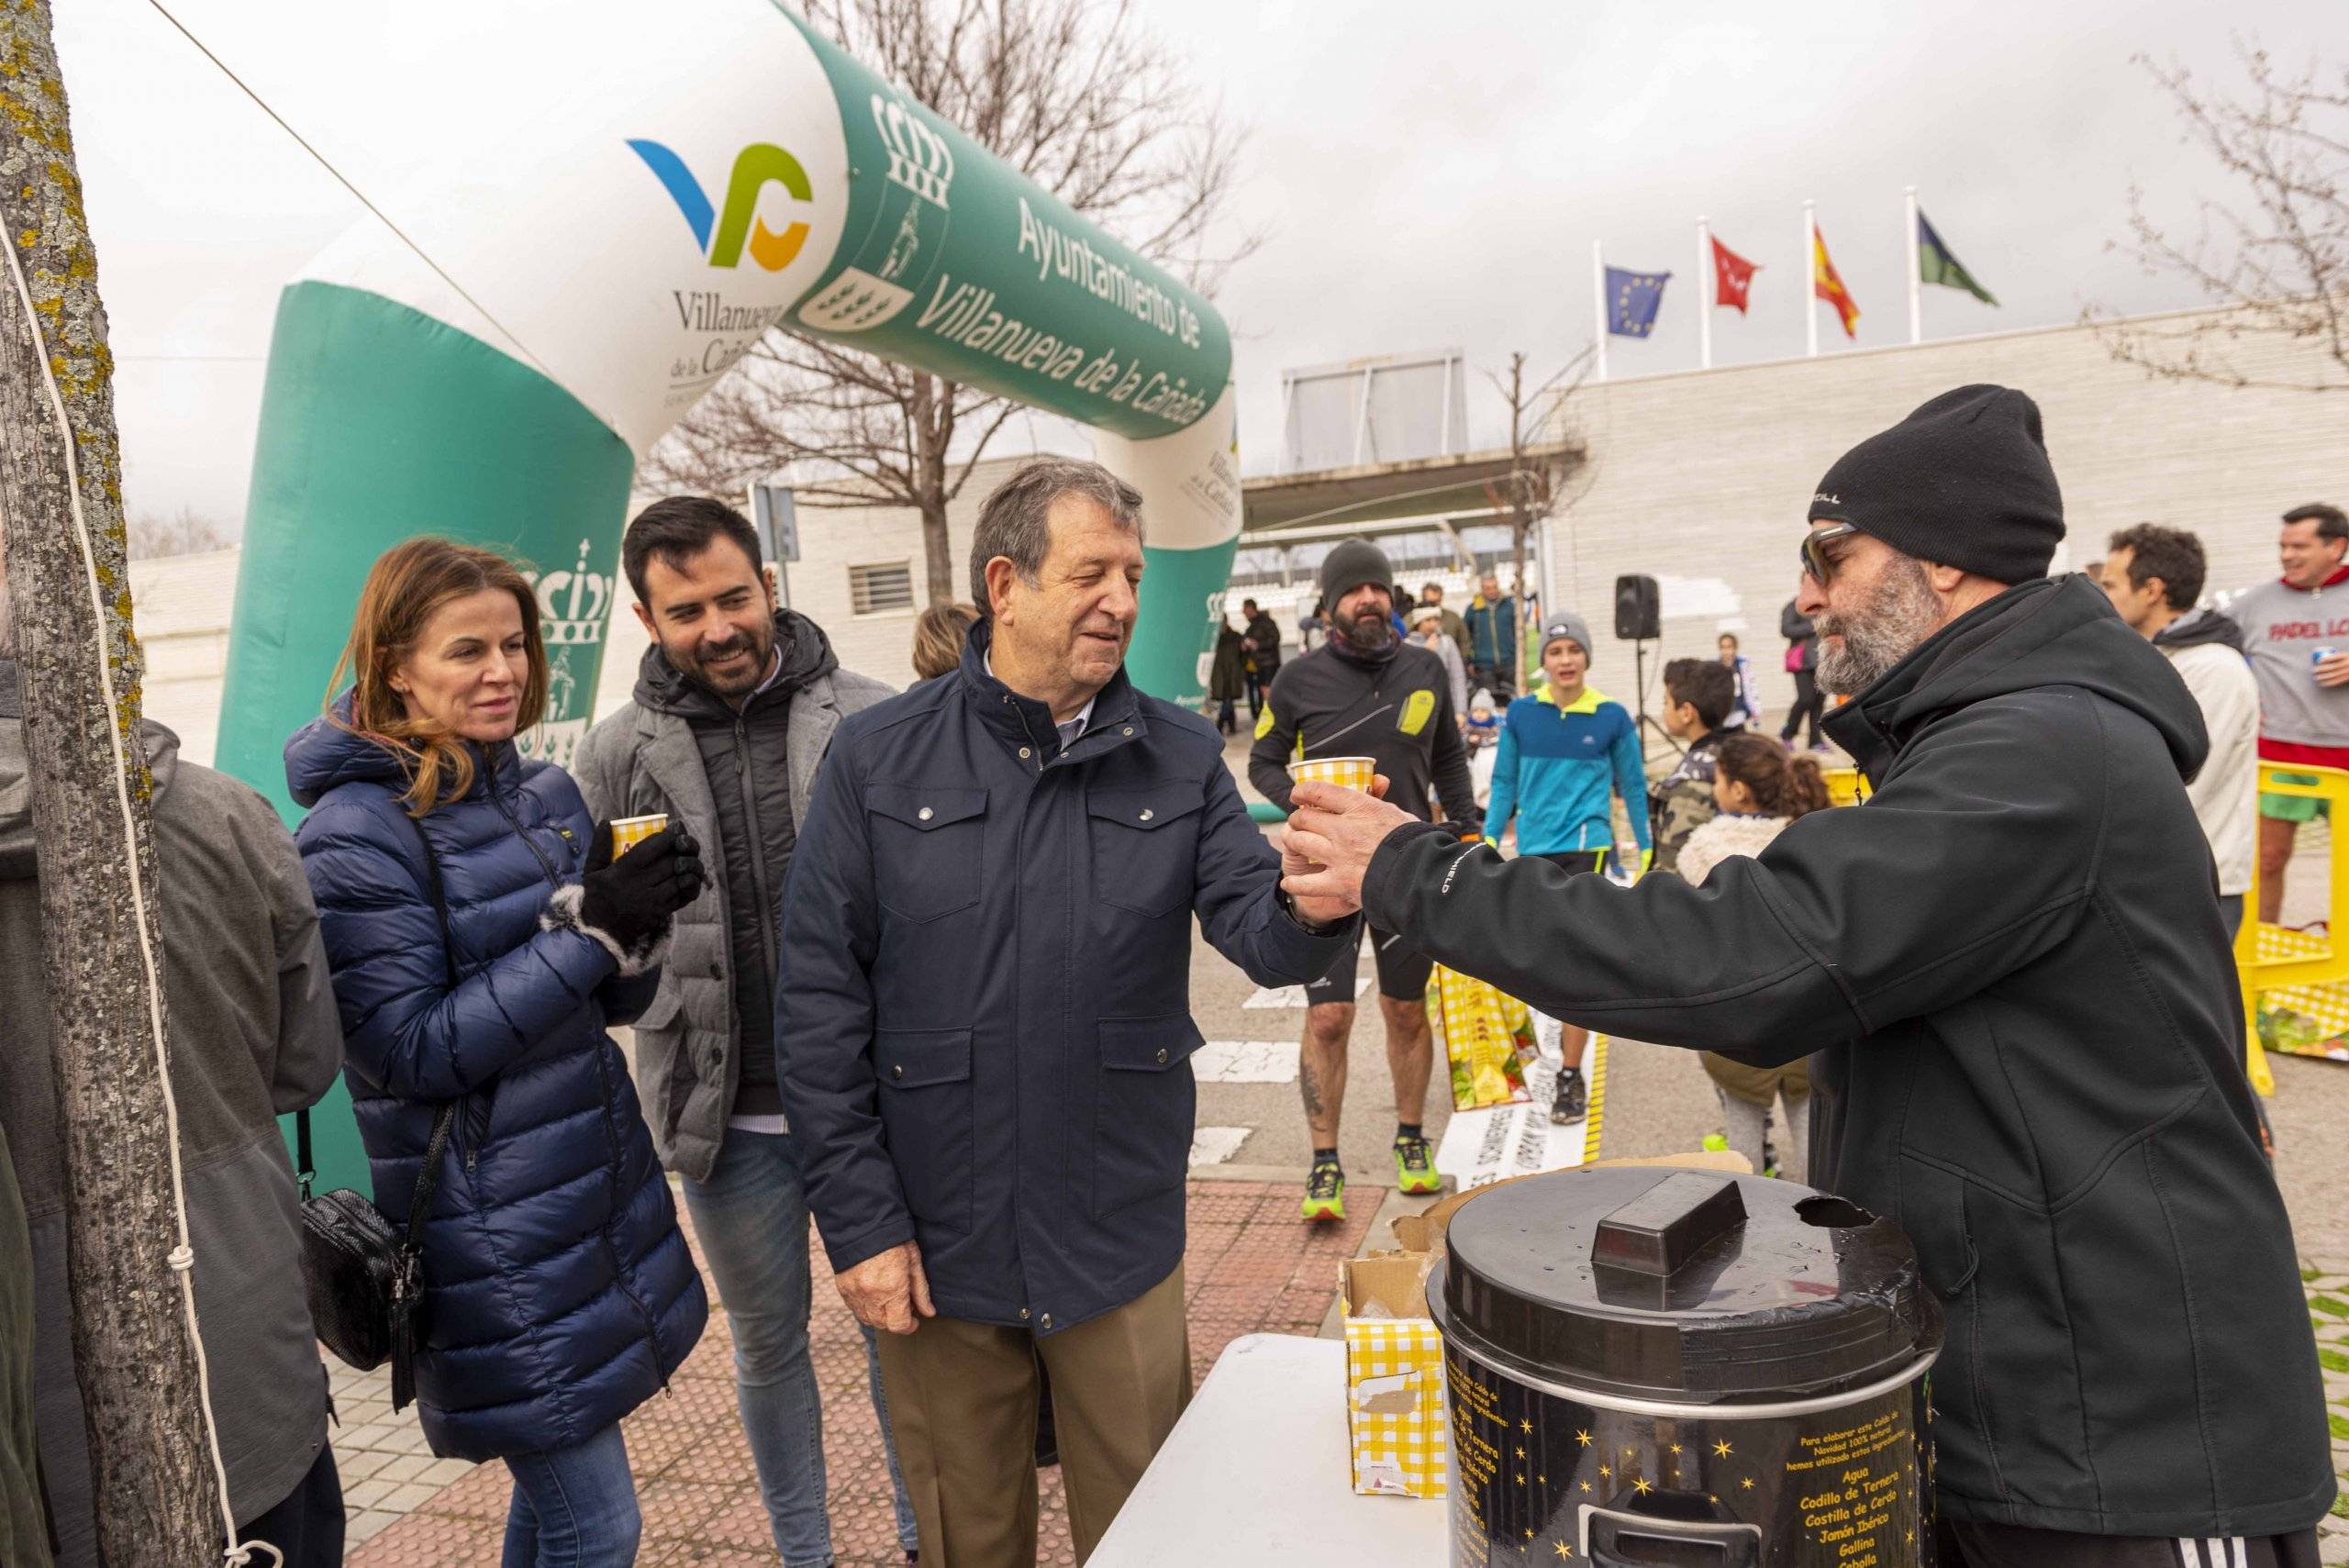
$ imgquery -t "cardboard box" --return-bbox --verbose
[1341,1251,1448,1497]
[1342,1151,1753,1500]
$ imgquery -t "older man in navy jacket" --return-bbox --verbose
[776,459,1357,1566]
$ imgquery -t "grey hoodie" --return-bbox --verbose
[0,660,345,1558]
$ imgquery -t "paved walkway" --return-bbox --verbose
[334,1178,1384,1564]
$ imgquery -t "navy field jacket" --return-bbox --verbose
[776,625,1355,1333]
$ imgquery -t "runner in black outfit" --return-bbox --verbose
[1249,538,1480,1221]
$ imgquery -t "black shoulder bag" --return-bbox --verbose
[296,813,461,1412]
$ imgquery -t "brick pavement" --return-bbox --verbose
[339,1178,1382,1564]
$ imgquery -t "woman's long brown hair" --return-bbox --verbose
[327,538,550,815]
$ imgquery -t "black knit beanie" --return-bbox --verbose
[1807,384,2064,584]
[1319,538,1395,614]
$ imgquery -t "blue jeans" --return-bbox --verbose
[681,1129,918,1565]
[502,1424,638,1568]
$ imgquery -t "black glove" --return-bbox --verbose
[552,822,704,973]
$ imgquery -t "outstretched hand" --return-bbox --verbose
[1280,777,1417,912]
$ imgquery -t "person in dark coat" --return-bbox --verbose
[1280,388,2333,1567]
[6,646,346,1568]
[777,459,1356,1566]
[1240,596,1282,720]
[1778,595,1826,749]
[288,538,708,1568]
[1208,611,1246,733]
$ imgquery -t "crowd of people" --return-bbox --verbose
[0,386,2340,1568]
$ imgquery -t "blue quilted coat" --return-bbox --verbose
[287,714,706,1460]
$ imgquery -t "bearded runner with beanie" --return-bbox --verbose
[1250,537,1481,1220]
[1285,385,2332,1566]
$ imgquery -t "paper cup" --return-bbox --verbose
[609,813,671,857]
[1287,755,1375,795]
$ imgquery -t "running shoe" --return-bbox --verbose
[1392,1135,1442,1195]
[1302,1158,1346,1223]
[1550,1068,1588,1126]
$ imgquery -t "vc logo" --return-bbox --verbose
[628,139,814,272]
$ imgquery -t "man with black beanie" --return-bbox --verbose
[1251,537,1481,1223]
[1280,387,2333,1566]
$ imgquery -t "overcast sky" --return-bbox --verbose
[52,0,2338,528]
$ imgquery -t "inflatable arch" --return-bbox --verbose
[216,2,1240,814]
[211,4,1241,1192]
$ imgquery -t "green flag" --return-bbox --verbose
[1917,209,1997,306]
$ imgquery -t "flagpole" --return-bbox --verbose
[1592,238,1609,382]
[1804,200,1818,359]
[1697,217,1712,371]
[1905,185,1922,345]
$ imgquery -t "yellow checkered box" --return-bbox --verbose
[1341,1257,1449,1498]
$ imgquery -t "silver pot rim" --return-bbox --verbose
[1439,1322,1941,1421]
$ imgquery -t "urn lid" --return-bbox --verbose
[1431,1167,1940,1404]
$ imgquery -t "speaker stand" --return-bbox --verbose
[1630,639,1684,761]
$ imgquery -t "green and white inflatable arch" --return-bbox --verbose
[217,3,1238,810]
[215,4,1240,1190]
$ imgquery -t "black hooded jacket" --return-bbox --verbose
[1362,576,2331,1538]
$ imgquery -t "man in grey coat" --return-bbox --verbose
[573,495,906,1567]
[0,593,345,1566]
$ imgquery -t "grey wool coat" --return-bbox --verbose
[573,628,892,1181]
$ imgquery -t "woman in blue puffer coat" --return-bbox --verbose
[287,538,707,1566]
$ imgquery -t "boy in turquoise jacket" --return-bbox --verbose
[1485,612,1650,1121]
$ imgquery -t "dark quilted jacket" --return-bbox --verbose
[286,712,706,1461]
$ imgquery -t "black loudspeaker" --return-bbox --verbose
[1614,574,1660,640]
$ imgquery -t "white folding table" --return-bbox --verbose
[1088,1332,1451,1566]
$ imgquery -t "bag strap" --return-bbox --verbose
[397,807,462,1241]
[295,1107,314,1201]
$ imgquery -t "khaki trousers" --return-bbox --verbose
[874,1264,1191,1568]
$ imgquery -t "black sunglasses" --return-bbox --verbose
[1800,522,1861,584]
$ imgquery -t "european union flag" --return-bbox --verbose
[1606,266,1670,339]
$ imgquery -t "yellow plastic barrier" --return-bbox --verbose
[2236,762,2349,1096]
[1820,765,1870,807]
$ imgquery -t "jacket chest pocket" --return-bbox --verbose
[1085,786,1204,918]
[1092,1015,1203,1218]
[876,1028,974,1233]
[867,786,985,922]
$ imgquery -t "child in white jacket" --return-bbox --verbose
[1676,734,1831,1181]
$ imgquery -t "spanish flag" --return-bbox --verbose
[1812,224,1860,339]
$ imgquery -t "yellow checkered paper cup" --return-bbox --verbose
[1287,755,1375,795]
[608,813,671,858]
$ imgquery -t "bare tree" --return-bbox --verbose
[2089,42,2348,394]
[0,2,219,1562]
[126,504,230,561]
[644,0,1256,603]
[1482,349,1594,600]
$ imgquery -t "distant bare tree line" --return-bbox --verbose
[2093,41,2347,395]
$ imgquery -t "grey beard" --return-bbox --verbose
[1816,556,1943,696]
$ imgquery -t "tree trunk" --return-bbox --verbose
[0,6,218,1562]
[907,373,959,606]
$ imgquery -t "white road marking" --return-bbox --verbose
[1192,1040,1302,1083]
[1241,976,1372,1009]
[1188,1126,1252,1165]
